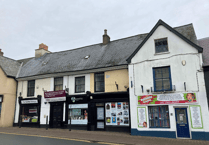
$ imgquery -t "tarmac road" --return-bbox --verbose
[0,133,102,145]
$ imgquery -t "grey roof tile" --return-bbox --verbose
[0,56,21,77]
[198,37,209,66]
[18,23,198,78]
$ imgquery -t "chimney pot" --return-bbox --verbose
[35,43,50,58]
[103,29,110,45]
[0,49,3,56]
[39,43,48,51]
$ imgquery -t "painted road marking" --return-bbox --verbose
[0,132,125,145]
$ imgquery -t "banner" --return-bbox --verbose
[138,93,196,105]
[44,90,66,102]
[137,107,147,128]
[189,105,203,129]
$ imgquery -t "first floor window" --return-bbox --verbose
[75,76,85,93]
[148,105,170,128]
[153,66,172,92]
[21,106,38,123]
[54,77,63,91]
[27,80,35,97]
[95,73,104,92]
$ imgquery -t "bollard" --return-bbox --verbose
[46,116,48,130]
[69,117,71,131]
[19,116,22,128]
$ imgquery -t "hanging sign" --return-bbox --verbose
[0,96,3,102]
[21,100,38,104]
[189,105,203,129]
[138,93,197,105]
[44,90,66,102]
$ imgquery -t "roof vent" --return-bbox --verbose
[85,55,90,59]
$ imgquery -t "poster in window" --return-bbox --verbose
[137,107,147,128]
[105,102,129,126]
[189,105,203,129]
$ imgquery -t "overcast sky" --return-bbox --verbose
[0,0,209,60]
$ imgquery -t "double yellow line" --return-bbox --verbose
[0,132,124,145]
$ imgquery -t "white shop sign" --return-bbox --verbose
[45,97,66,102]
[189,105,203,129]
[69,104,88,109]
[21,100,38,104]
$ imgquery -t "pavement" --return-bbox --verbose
[0,127,209,145]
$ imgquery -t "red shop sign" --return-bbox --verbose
[44,90,66,102]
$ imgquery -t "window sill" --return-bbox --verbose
[154,52,170,56]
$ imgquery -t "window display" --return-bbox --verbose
[105,102,129,126]
[21,106,38,123]
[68,104,88,124]
[148,105,170,128]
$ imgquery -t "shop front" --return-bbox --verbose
[65,92,130,132]
[88,92,130,132]
[18,95,41,128]
[44,90,66,128]
[134,93,204,139]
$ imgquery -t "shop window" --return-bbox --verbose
[153,66,172,92]
[155,38,168,53]
[105,102,130,126]
[148,105,170,128]
[68,104,88,125]
[54,77,63,91]
[21,106,38,123]
[95,73,104,92]
[75,76,85,93]
[27,80,35,97]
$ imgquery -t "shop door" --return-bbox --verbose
[96,106,105,130]
[175,108,190,138]
[52,104,63,128]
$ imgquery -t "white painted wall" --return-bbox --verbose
[14,74,91,125]
[128,25,209,136]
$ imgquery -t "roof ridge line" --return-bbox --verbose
[0,55,21,64]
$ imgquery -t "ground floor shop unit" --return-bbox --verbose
[130,92,209,140]
[14,91,131,133]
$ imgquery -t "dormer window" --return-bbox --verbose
[155,38,168,53]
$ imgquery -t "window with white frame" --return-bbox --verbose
[27,80,35,97]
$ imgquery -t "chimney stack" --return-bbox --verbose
[35,43,51,58]
[103,29,110,45]
[0,49,3,56]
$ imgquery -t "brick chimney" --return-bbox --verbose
[35,43,51,58]
[103,29,110,45]
[0,49,3,56]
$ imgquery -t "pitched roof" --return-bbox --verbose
[17,20,199,79]
[126,19,203,63]
[17,57,34,66]
[198,37,209,66]
[0,56,21,78]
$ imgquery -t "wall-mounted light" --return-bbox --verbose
[182,60,186,66]
[19,92,22,97]
[42,88,47,92]
[141,85,143,93]
[184,82,186,91]
[90,96,93,99]
[146,89,150,94]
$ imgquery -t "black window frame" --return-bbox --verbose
[153,66,172,92]
[54,77,63,91]
[27,80,35,97]
[155,38,168,53]
[148,105,170,128]
[94,72,105,92]
[75,76,85,93]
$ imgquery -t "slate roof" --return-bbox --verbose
[198,37,209,66]
[0,56,21,78]
[17,57,34,66]
[18,21,199,78]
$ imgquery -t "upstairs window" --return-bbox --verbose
[27,80,35,97]
[54,77,63,91]
[155,38,168,53]
[95,73,104,92]
[153,67,172,92]
[75,76,85,93]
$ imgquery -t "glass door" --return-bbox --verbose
[96,107,105,130]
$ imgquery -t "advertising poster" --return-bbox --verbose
[138,93,197,105]
[189,105,203,129]
[105,102,129,126]
[137,107,147,128]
